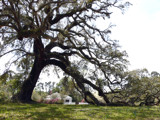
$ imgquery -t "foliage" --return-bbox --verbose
[0,71,22,102]
[107,69,160,106]
[31,90,43,102]
[125,69,160,106]
[45,81,55,94]
[0,0,159,106]
[0,103,160,120]
[53,76,83,102]
[0,83,10,102]
[35,82,44,94]
[0,0,131,104]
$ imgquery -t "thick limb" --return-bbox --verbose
[12,57,45,103]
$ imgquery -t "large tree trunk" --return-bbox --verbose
[12,37,46,103]
[13,58,44,103]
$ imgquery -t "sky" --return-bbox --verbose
[1,0,160,83]
[109,0,160,73]
[40,0,160,83]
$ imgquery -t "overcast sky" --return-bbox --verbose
[109,0,160,73]
[41,0,160,83]
[1,0,160,83]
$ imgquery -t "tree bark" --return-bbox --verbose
[12,58,44,103]
[46,59,106,105]
[12,37,46,103]
[62,66,110,105]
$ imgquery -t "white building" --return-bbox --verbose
[63,95,75,105]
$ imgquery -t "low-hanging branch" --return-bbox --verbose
[0,0,133,105]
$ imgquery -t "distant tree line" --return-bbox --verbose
[1,68,160,106]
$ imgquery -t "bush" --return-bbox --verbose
[44,98,63,104]
[0,84,12,102]
[31,91,43,102]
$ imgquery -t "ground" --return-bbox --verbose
[0,103,160,120]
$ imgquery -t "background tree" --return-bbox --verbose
[108,69,160,106]
[44,81,55,94]
[0,71,22,102]
[53,76,83,102]
[36,82,44,95]
[0,0,130,105]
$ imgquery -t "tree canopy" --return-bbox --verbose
[0,0,131,105]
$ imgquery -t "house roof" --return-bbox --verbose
[64,96,72,99]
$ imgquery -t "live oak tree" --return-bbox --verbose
[0,0,130,105]
[122,69,160,106]
[106,69,160,106]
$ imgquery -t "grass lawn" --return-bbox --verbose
[0,103,160,120]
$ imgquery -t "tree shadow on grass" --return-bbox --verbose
[80,106,160,120]
[0,103,88,120]
[24,105,88,120]
[1,103,160,120]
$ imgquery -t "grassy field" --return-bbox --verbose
[0,103,160,120]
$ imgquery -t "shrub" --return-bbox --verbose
[44,98,63,104]
[0,84,12,102]
[31,91,43,102]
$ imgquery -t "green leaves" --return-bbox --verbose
[0,72,22,102]
[122,69,160,105]
[0,0,132,104]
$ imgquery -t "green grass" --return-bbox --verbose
[0,103,160,120]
